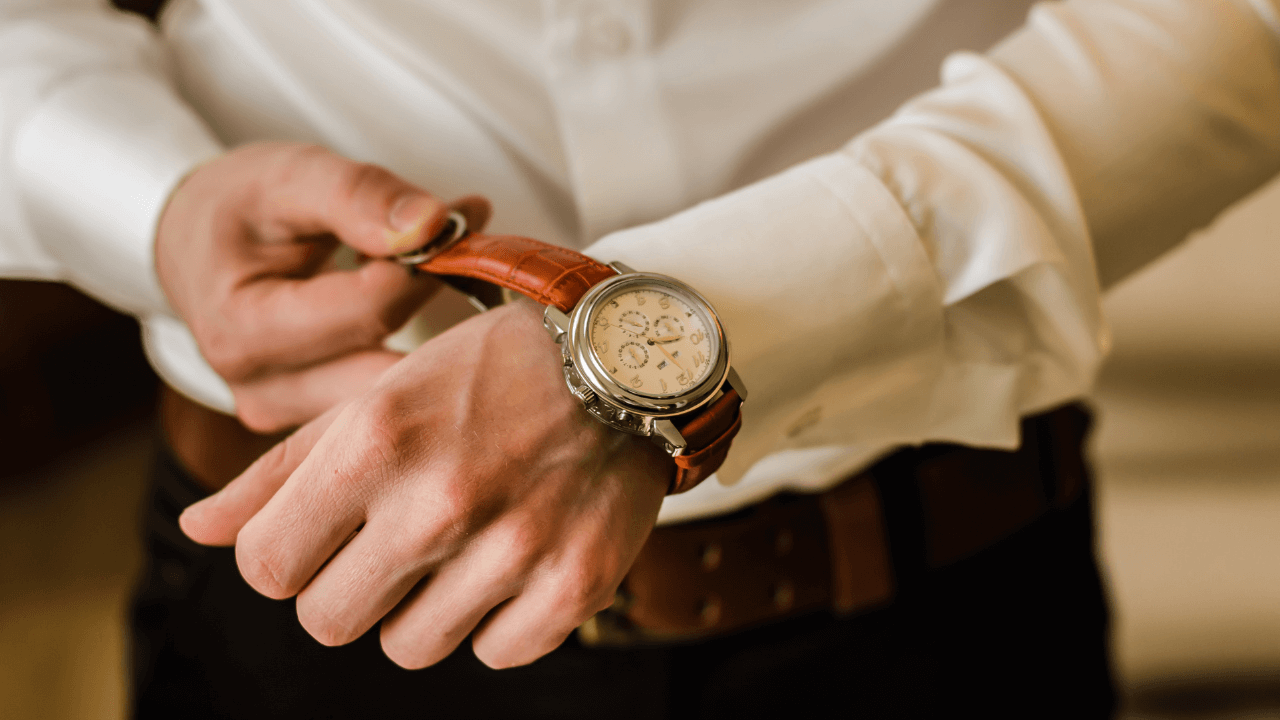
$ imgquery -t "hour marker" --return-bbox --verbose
[657,360,667,370]
[690,331,704,344]
[692,351,706,367]
[609,366,618,374]
[609,300,619,308]
[672,350,681,358]
[660,379,668,392]
[658,296,670,309]
[629,375,643,389]
[636,295,646,306]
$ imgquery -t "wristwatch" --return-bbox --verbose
[395,212,746,494]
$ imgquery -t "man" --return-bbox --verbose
[2,0,1278,716]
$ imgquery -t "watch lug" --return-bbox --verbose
[726,366,748,401]
[543,305,571,343]
[608,261,638,275]
[653,419,687,454]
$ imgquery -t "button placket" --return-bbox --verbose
[542,0,687,242]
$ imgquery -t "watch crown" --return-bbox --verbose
[575,387,597,406]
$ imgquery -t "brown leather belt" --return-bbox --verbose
[159,386,1091,647]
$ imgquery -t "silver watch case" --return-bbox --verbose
[542,262,746,455]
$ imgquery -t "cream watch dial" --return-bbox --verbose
[587,285,717,398]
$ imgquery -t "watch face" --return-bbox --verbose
[585,283,719,398]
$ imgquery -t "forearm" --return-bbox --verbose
[590,0,1280,495]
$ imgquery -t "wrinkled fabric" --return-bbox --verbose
[1,0,1278,523]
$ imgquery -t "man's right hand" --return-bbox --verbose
[155,142,490,433]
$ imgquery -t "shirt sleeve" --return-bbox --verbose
[587,0,1280,486]
[0,1,224,317]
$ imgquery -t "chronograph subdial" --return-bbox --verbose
[650,315,685,343]
[618,341,649,369]
[583,283,719,398]
[617,310,649,337]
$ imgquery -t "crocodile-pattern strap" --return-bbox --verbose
[416,233,618,313]
[669,388,743,494]
[412,232,742,494]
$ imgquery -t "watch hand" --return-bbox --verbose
[649,334,682,344]
[655,342,685,373]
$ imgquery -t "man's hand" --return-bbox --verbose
[156,141,490,432]
[178,300,671,669]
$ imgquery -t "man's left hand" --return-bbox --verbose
[178,300,671,669]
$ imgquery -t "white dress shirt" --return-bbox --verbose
[1,0,1278,524]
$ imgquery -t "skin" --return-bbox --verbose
[178,300,670,669]
[163,142,672,669]
[155,141,490,432]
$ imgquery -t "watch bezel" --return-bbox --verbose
[566,272,730,419]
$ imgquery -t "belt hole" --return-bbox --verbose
[700,542,722,571]
[773,581,795,611]
[774,528,793,557]
[699,596,722,627]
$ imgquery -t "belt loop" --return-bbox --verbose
[1047,404,1092,509]
[818,472,894,615]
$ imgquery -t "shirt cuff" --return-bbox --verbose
[586,152,945,487]
[11,70,224,318]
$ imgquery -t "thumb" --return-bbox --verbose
[257,145,491,258]
[179,402,344,547]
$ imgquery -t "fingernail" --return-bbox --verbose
[388,193,434,232]
[385,194,439,254]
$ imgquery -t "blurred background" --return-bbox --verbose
[1,174,1277,719]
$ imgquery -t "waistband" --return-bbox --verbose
[582,403,1092,646]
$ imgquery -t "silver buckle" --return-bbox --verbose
[393,210,469,266]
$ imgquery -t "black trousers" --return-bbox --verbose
[130,444,1117,719]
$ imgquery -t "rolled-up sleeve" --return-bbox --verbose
[589,0,1280,487]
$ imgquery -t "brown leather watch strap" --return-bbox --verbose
[416,233,618,313]
[669,388,743,494]
[410,231,742,494]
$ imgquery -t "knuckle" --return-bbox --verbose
[556,568,612,620]
[234,539,295,600]
[473,644,509,670]
[473,629,569,671]
[233,394,291,435]
[381,629,454,670]
[490,521,546,578]
[350,396,405,467]
[193,323,251,381]
[382,639,432,670]
[336,161,395,203]
[296,597,357,648]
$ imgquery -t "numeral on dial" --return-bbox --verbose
[636,295,646,306]
[676,371,690,386]
[692,350,706,368]
[629,375,643,389]
[689,331,704,345]
[658,296,670,309]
